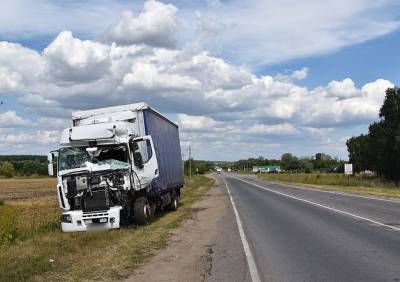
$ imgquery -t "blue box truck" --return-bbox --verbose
[47,103,184,232]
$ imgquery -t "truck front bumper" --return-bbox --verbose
[61,206,122,232]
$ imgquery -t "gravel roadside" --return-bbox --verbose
[123,175,250,282]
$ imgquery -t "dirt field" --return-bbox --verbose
[0,178,56,201]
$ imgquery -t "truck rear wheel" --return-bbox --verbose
[168,194,179,211]
[134,197,152,225]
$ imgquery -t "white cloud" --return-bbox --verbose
[291,67,309,80]
[0,41,43,84]
[0,130,59,144]
[0,111,30,128]
[326,78,359,98]
[0,67,22,92]
[302,127,333,136]
[36,117,70,130]
[178,114,217,131]
[299,79,394,127]
[121,62,201,91]
[18,93,60,107]
[43,31,110,83]
[106,0,179,48]
[247,123,300,135]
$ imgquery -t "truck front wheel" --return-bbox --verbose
[134,197,152,225]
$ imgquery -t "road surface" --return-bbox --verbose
[221,174,400,282]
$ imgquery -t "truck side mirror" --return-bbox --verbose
[48,152,53,163]
[47,151,58,176]
[48,163,54,176]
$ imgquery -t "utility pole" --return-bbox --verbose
[188,145,192,184]
[181,153,185,177]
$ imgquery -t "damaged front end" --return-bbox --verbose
[58,146,134,232]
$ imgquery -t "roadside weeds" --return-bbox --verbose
[0,175,214,282]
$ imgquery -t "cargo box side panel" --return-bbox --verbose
[143,109,184,191]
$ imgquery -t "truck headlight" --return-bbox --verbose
[61,214,72,223]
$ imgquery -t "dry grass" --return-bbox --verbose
[0,178,56,201]
[0,175,214,281]
[258,173,400,198]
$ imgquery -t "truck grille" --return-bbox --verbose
[82,190,109,212]
[82,212,109,218]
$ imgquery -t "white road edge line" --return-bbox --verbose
[233,176,400,232]
[221,176,261,282]
[258,178,400,204]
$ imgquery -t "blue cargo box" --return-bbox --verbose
[143,109,184,191]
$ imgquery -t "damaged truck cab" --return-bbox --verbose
[48,103,184,232]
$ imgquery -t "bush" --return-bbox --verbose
[21,161,47,176]
[0,162,15,178]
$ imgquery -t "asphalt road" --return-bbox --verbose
[221,174,400,282]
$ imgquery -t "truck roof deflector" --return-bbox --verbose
[69,125,117,141]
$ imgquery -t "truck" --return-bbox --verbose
[47,102,184,232]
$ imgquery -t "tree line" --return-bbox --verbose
[234,153,344,173]
[183,152,345,175]
[0,155,48,177]
[347,87,400,182]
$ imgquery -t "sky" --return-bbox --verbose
[0,0,399,161]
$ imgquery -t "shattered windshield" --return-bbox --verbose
[59,147,90,171]
[97,159,129,170]
[59,145,129,171]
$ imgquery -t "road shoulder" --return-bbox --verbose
[123,175,250,282]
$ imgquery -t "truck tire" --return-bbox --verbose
[134,197,152,225]
[168,194,179,211]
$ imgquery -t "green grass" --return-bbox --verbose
[0,175,214,282]
[0,197,60,245]
[258,173,400,198]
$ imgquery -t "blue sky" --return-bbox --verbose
[262,31,400,89]
[0,0,399,161]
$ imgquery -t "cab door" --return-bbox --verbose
[130,136,159,189]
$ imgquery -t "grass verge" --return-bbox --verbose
[0,175,214,281]
[258,173,400,199]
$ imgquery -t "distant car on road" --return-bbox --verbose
[216,168,222,174]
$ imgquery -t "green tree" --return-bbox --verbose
[0,162,15,178]
[347,87,400,182]
[372,88,400,181]
[299,158,313,173]
[346,134,372,172]
[312,153,339,172]
[281,153,301,171]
